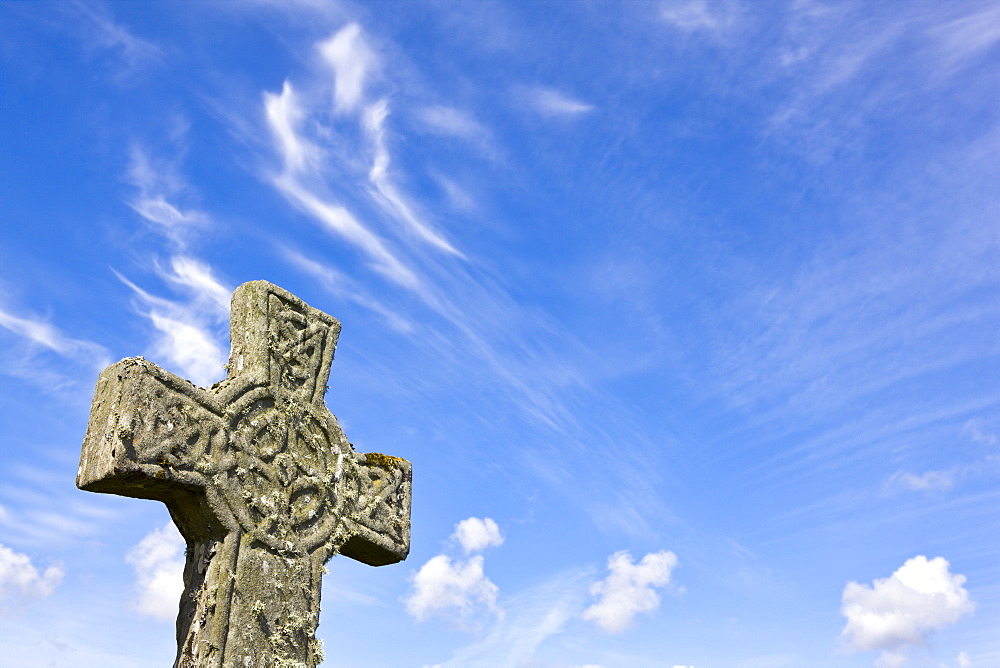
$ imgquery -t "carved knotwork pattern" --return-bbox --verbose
[127,375,221,477]
[119,371,408,557]
[89,284,408,560]
[222,392,346,554]
[268,294,329,402]
[353,459,409,545]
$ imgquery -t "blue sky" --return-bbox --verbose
[0,1,998,666]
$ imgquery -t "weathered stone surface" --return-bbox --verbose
[77,281,411,668]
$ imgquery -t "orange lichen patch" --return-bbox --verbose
[365,452,407,469]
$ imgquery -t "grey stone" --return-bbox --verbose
[77,281,411,667]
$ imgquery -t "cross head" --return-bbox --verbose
[77,280,411,667]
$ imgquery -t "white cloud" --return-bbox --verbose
[147,312,227,386]
[416,105,491,141]
[875,650,907,668]
[261,74,425,290]
[438,567,591,666]
[884,470,954,493]
[70,2,162,75]
[126,147,208,248]
[0,543,63,610]
[272,173,420,289]
[116,258,230,387]
[125,522,185,622]
[263,81,315,174]
[582,550,678,633]
[523,87,594,117]
[0,303,111,382]
[404,554,500,626]
[931,5,1000,73]
[840,556,974,661]
[963,420,997,446]
[452,517,504,554]
[660,0,738,34]
[0,308,100,359]
[318,23,377,114]
[161,256,231,316]
[281,247,413,332]
[957,650,971,667]
[363,100,462,255]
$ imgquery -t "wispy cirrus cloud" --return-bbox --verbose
[119,146,233,387]
[262,28,445,290]
[281,247,413,332]
[252,19,685,551]
[126,146,209,248]
[263,81,317,175]
[364,101,464,256]
[317,23,378,114]
[115,257,230,387]
[0,307,107,364]
[0,298,111,391]
[930,4,1000,74]
[272,168,420,288]
[64,1,161,79]
[415,105,489,140]
[439,567,593,667]
[518,86,594,117]
[659,0,741,35]
[883,470,955,494]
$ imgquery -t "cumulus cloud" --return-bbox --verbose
[453,517,504,554]
[582,550,678,633]
[0,543,63,611]
[318,23,377,114]
[405,517,506,627]
[840,556,974,662]
[125,522,185,622]
[404,554,500,626]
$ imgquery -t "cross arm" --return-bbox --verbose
[78,357,223,507]
[338,451,412,566]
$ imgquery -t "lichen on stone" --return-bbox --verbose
[364,452,407,469]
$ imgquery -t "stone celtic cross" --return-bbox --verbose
[77,281,411,668]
